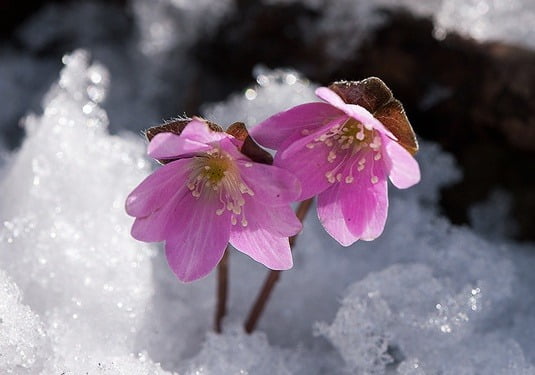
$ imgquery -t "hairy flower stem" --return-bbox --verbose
[244,198,314,333]
[214,248,230,333]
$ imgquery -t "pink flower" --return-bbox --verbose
[250,78,420,246]
[126,118,302,282]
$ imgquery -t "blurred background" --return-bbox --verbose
[0,2,534,373]
[0,0,533,241]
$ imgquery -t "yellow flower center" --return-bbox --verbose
[187,149,254,227]
[199,156,230,186]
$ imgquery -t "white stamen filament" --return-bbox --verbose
[305,117,383,185]
[187,149,254,227]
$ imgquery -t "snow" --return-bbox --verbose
[132,0,234,56]
[0,50,168,374]
[0,47,533,374]
[0,0,534,373]
[0,270,48,373]
[316,264,532,374]
[269,0,535,55]
[203,66,318,129]
[433,0,535,48]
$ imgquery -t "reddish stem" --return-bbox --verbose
[214,248,230,333]
[244,198,313,333]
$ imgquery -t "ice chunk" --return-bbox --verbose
[0,270,50,374]
[0,50,163,373]
[315,264,470,373]
[317,263,534,374]
[40,352,172,375]
[182,328,298,375]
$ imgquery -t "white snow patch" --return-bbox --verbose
[0,50,168,374]
[0,48,534,374]
[267,0,535,58]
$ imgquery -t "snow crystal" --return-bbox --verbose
[0,50,169,374]
[182,328,298,375]
[0,271,49,374]
[315,264,534,374]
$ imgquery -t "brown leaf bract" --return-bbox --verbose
[144,118,223,164]
[329,77,418,155]
[226,122,273,165]
[145,118,222,142]
[144,119,273,165]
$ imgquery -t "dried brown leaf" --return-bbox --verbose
[329,77,418,155]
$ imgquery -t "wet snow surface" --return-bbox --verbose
[0,1,534,374]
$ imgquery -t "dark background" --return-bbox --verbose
[1,0,534,240]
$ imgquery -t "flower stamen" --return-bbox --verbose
[308,117,381,185]
[188,149,254,226]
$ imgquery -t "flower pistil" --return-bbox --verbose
[187,148,254,227]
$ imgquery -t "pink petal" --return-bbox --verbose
[229,223,293,270]
[275,117,347,200]
[250,102,344,150]
[148,132,211,160]
[243,194,302,237]
[345,104,395,139]
[130,185,188,242]
[148,119,229,159]
[340,153,389,241]
[164,193,232,282]
[237,161,301,206]
[383,136,421,189]
[315,87,348,108]
[317,184,360,246]
[219,137,248,161]
[125,159,191,218]
[315,87,396,139]
[341,179,388,241]
[181,118,230,143]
